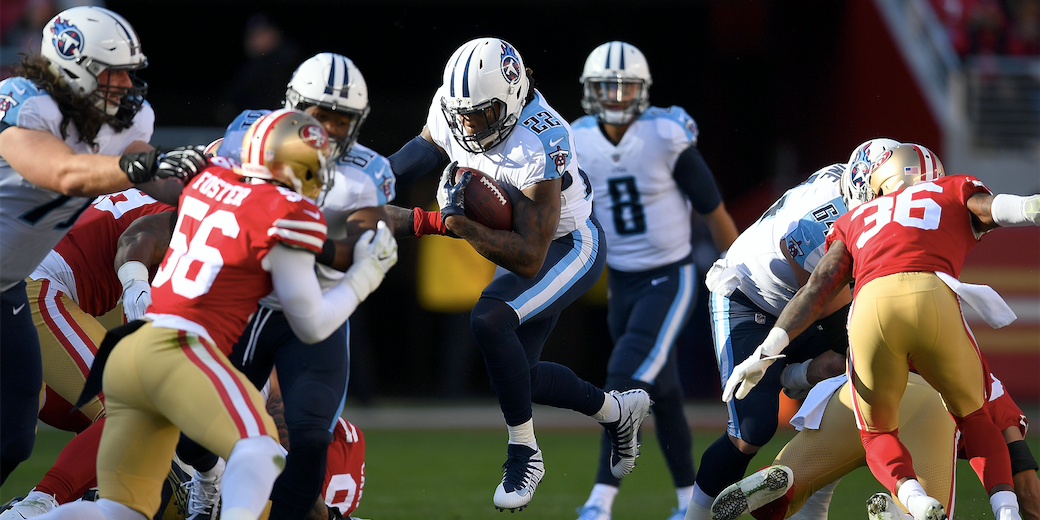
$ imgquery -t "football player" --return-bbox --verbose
[0,6,205,483]
[0,189,175,519]
[569,41,738,520]
[683,143,879,520]
[724,142,1040,520]
[170,53,395,520]
[34,109,397,520]
[383,37,652,512]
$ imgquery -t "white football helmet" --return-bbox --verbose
[580,41,652,125]
[284,53,370,161]
[840,138,901,209]
[866,143,945,197]
[240,109,332,201]
[440,37,530,154]
[40,6,147,125]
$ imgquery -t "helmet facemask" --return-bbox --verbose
[441,97,515,154]
[85,61,148,127]
[581,77,649,125]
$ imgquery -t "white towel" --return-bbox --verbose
[790,374,847,431]
[705,259,742,296]
[935,271,1017,329]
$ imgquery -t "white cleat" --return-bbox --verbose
[866,492,912,520]
[710,465,794,520]
[183,464,223,520]
[905,495,947,520]
[575,503,611,520]
[602,389,652,479]
[0,492,58,519]
[493,444,545,512]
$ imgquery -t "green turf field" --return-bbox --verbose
[3,425,1035,519]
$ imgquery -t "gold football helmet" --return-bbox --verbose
[240,108,332,200]
[868,143,945,198]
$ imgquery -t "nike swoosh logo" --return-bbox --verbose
[548,136,565,148]
[303,209,321,219]
[12,303,26,315]
[11,84,25,95]
[651,277,669,286]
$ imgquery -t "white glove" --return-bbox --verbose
[343,221,398,301]
[722,328,789,402]
[117,261,151,322]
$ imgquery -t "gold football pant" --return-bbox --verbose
[775,373,956,517]
[98,322,276,517]
[26,277,106,423]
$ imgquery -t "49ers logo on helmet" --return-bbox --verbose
[869,150,893,173]
[299,124,328,149]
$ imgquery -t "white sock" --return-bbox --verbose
[585,483,619,511]
[221,436,285,518]
[897,479,927,514]
[991,490,1020,516]
[507,419,537,448]
[676,485,695,512]
[593,393,620,423]
[788,479,837,520]
[199,457,225,480]
[683,496,711,520]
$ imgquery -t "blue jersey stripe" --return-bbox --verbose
[633,263,695,384]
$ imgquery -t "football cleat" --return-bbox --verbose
[493,444,545,512]
[905,494,947,520]
[183,464,223,520]
[602,389,652,479]
[866,492,911,520]
[710,465,793,520]
[575,503,611,520]
[0,492,58,519]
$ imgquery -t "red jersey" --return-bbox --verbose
[826,175,992,297]
[322,418,366,516]
[55,189,174,316]
[148,160,327,354]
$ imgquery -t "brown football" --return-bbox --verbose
[454,166,513,231]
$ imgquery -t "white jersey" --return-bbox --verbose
[0,76,154,292]
[216,109,396,310]
[705,164,847,316]
[426,88,593,239]
[572,106,699,272]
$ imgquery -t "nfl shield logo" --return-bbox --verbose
[755,313,766,325]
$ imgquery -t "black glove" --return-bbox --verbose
[436,160,470,221]
[119,145,207,184]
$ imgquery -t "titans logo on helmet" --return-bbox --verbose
[51,18,83,60]
[299,125,329,149]
[500,43,521,85]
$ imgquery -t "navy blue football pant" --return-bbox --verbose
[1,281,41,484]
[695,288,834,498]
[472,216,608,426]
[177,305,349,520]
[595,260,698,488]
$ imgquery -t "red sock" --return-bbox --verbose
[860,428,916,493]
[35,417,104,503]
[751,486,794,520]
[37,387,92,433]
[956,407,1014,492]
[413,208,447,237]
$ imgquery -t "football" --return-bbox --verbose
[454,166,513,231]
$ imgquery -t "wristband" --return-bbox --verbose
[413,207,447,238]
[117,261,149,287]
[1009,439,1039,474]
[760,327,790,357]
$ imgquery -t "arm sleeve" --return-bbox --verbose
[673,145,723,214]
[388,135,444,188]
[268,244,361,344]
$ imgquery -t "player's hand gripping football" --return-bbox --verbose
[343,221,398,301]
[119,145,208,183]
[722,328,789,402]
[437,160,471,220]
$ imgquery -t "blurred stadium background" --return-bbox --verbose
[1,0,1037,515]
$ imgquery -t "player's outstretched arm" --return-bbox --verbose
[114,210,176,322]
[444,177,559,279]
[971,192,1040,233]
[0,126,136,196]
